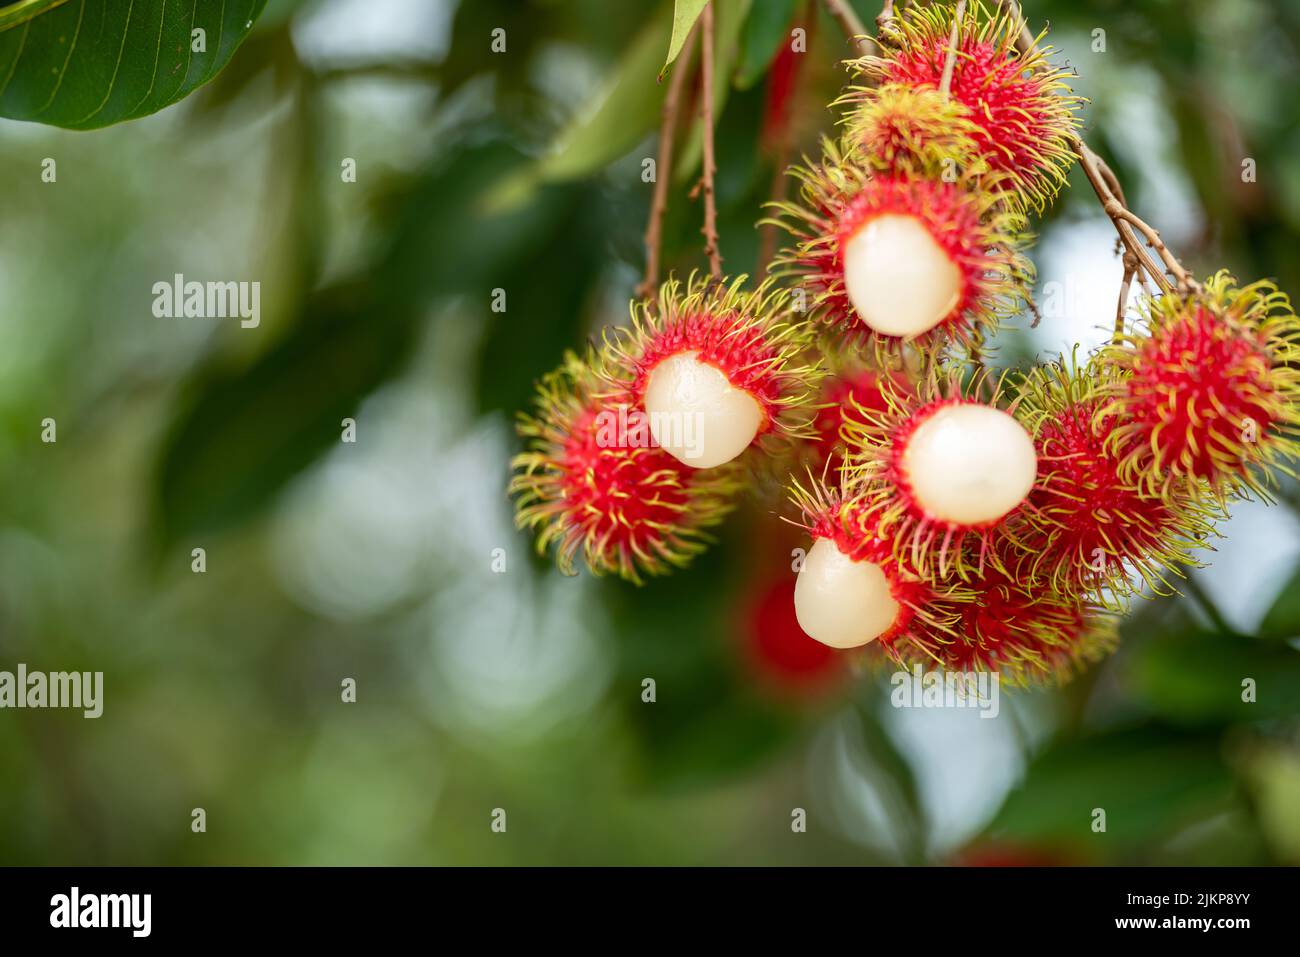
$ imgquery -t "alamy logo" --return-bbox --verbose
[0,665,102,718]
[152,273,261,328]
[50,887,151,938]
[890,666,1000,719]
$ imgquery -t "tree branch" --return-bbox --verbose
[698,2,724,279]
[639,25,698,300]
[821,0,873,56]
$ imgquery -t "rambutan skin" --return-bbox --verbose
[811,365,908,471]
[1010,359,1218,604]
[509,352,738,584]
[601,274,824,455]
[834,82,985,176]
[1098,272,1300,503]
[854,0,1083,212]
[768,139,1031,356]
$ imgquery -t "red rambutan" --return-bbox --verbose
[510,352,738,583]
[856,0,1083,212]
[1098,272,1300,504]
[1010,359,1218,603]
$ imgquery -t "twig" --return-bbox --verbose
[821,0,873,56]
[938,0,966,97]
[698,2,724,279]
[998,0,1200,297]
[877,0,897,35]
[639,25,698,299]
[1115,255,1137,342]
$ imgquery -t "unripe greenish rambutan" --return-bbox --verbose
[834,83,987,177]
[602,274,824,470]
[1097,272,1300,505]
[510,351,739,584]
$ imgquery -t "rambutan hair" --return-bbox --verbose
[768,139,1031,356]
[810,362,912,473]
[1009,358,1219,605]
[854,0,1083,212]
[787,475,964,654]
[600,273,824,453]
[510,351,738,584]
[838,366,1032,581]
[1097,271,1300,504]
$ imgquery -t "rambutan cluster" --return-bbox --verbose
[509,2,1300,693]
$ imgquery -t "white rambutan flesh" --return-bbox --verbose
[901,403,1037,526]
[794,537,900,649]
[842,214,963,338]
[643,351,764,469]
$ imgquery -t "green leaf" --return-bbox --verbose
[986,723,1235,854]
[533,3,674,183]
[660,0,707,78]
[734,0,796,89]
[1258,565,1300,640]
[1125,631,1300,724]
[0,0,267,129]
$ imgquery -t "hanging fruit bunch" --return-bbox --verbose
[509,0,1300,689]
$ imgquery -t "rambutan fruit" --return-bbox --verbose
[510,351,738,584]
[1098,272,1300,503]
[738,575,847,699]
[854,0,1083,212]
[601,274,823,469]
[811,363,910,471]
[840,368,1038,580]
[1010,358,1218,603]
[787,478,961,651]
[769,139,1030,355]
[834,82,985,175]
[930,567,1120,686]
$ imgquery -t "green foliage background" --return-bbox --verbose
[0,0,1298,865]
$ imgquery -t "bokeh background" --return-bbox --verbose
[1,0,1299,865]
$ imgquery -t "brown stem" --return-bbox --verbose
[1115,259,1136,342]
[699,2,724,279]
[877,0,896,35]
[998,0,1200,297]
[639,25,698,300]
[938,0,966,97]
[821,0,873,56]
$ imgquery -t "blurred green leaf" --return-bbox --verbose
[986,723,1235,853]
[1126,631,1300,723]
[535,2,673,183]
[0,0,267,129]
[660,0,708,78]
[154,280,420,548]
[154,136,573,549]
[602,532,801,792]
[735,0,796,89]
[856,697,926,862]
[1258,566,1300,640]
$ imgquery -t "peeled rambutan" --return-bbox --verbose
[834,82,985,175]
[787,477,961,652]
[855,0,1083,212]
[769,139,1030,355]
[1098,272,1300,503]
[601,274,823,470]
[510,351,738,583]
[1010,359,1218,603]
[840,368,1038,580]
